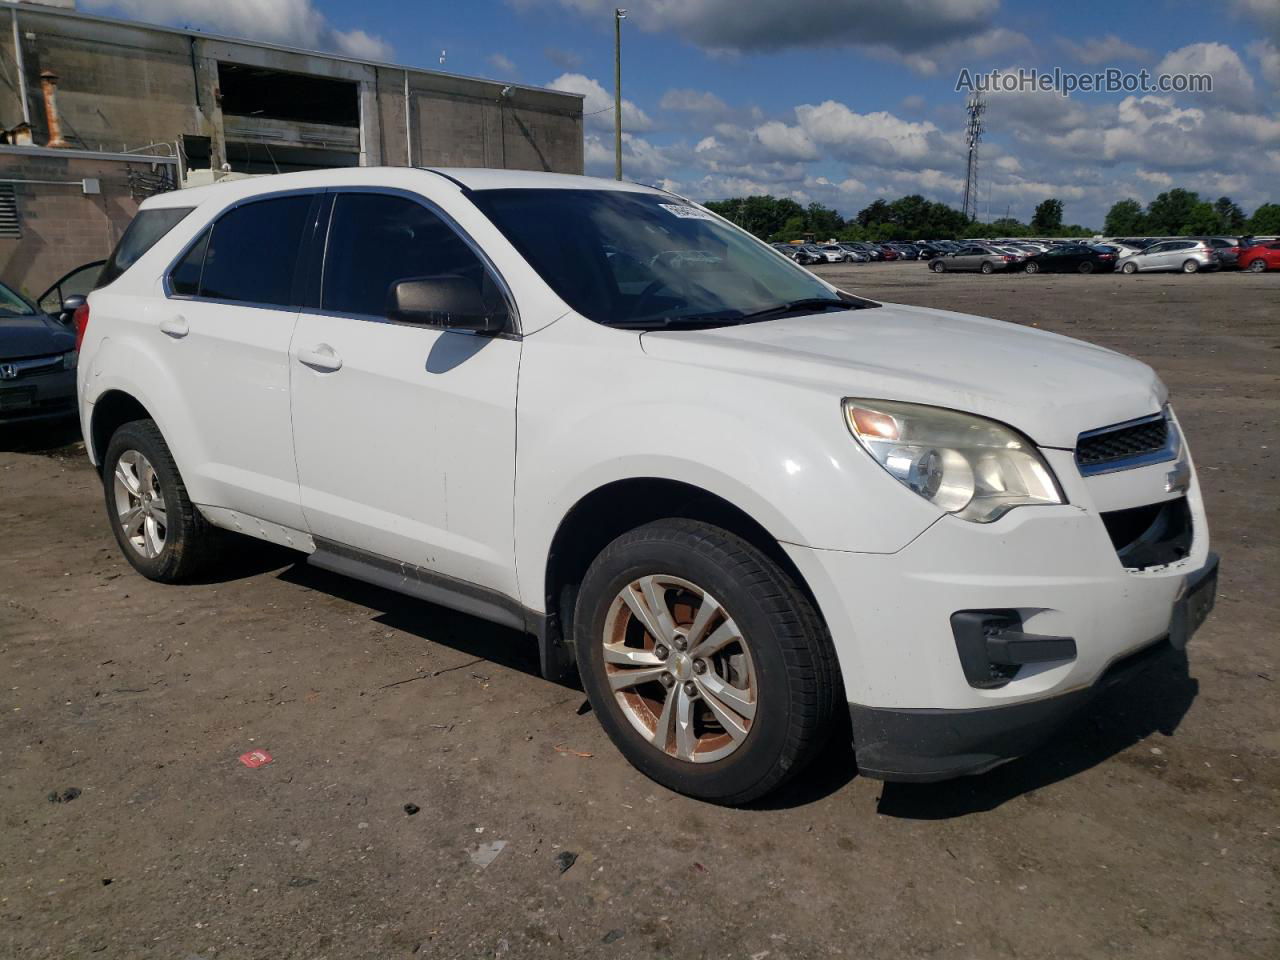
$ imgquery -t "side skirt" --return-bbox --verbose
[307,539,571,683]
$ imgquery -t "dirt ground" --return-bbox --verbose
[2,263,1277,959]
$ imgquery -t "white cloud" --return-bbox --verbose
[487,53,517,76]
[1157,42,1256,106]
[1057,34,1152,65]
[83,0,393,60]
[660,88,731,114]
[548,72,654,132]
[1248,40,1280,90]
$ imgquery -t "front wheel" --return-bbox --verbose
[931,260,946,273]
[1248,258,1267,272]
[1077,261,1095,274]
[1182,259,1200,273]
[1121,261,1137,274]
[574,519,839,805]
[1024,261,1040,274]
[103,419,221,582]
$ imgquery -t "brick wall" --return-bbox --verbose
[0,150,164,298]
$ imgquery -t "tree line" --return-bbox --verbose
[702,191,1277,243]
[1104,190,1279,237]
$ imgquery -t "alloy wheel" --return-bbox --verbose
[602,574,757,764]
[1248,259,1266,272]
[113,449,167,559]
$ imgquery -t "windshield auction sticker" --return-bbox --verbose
[659,203,716,221]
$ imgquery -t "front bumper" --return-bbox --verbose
[0,367,77,424]
[781,437,1215,782]
[851,553,1217,781]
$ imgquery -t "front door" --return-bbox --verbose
[289,191,522,598]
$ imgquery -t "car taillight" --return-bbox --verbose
[1098,253,1113,259]
[73,302,90,351]
[1003,255,1014,261]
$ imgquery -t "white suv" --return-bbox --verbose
[75,168,1217,803]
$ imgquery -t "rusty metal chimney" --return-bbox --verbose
[39,70,69,148]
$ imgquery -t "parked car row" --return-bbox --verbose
[776,233,1280,276]
[920,235,1280,276]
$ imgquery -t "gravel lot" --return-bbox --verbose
[2,263,1277,959]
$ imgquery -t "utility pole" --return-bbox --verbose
[614,8,626,180]
[960,92,985,221]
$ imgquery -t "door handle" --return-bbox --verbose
[159,316,189,339]
[297,343,343,372]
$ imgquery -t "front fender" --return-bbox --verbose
[513,314,941,610]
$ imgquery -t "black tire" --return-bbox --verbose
[980,261,994,274]
[1025,261,1040,274]
[1248,258,1267,273]
[1182,259,1199,273]
[102,419,221,582]
[931,260,945,273]
[1121,261,1137,274]
[574,519,840,805]
[1077,261,1095,274]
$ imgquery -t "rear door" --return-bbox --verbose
[158,192,318,530]
[288,190,522,596]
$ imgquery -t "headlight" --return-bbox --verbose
[62,350,78,371]
[843,399,1064,523]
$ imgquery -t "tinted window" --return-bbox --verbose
[98,207,193,287]
[199,195,313,306]
[169,231,209,296]
[321,193,503,321]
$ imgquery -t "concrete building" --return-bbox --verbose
[0,0,584,296]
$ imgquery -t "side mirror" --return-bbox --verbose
[387,275,506,334]
[58,294,86,325]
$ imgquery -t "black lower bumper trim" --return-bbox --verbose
[851,635,1183,783]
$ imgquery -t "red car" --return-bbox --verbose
[876,244,900,261]
[1238,241,1280,272]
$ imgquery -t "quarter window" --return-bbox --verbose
[191,195,313,306]
[321,192,504,323]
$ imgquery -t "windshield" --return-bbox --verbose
[0,280,36,317]
[468,188,854,328]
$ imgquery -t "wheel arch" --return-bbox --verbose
[89,390,154,470]
[538,476,829,683]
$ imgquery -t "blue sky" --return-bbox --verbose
[86,0,1280,228]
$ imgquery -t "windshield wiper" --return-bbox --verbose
[608,311,744,330]
[737,297,850,322]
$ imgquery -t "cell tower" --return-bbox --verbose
[961,92,985,221]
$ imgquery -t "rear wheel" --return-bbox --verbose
[574,519,839,805]
[980,261,994,274]
[1077,261,1095,274]
[1024,261,1040,274]
[103,419,221,582]
[931,260,946,273]
[1121,261,1137,274]
[1182,259,1199,273]
[1248,258,1267,273]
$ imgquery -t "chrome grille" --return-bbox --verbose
[1076,411,1177,476]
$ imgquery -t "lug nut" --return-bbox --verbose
[693,659,707,675]
[683,680,697,697]
[659,673,675,688]
[654,643,669,661]
[672,635,688,651]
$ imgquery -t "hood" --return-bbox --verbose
[0,313,75,360]
[639,302,1164,449]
